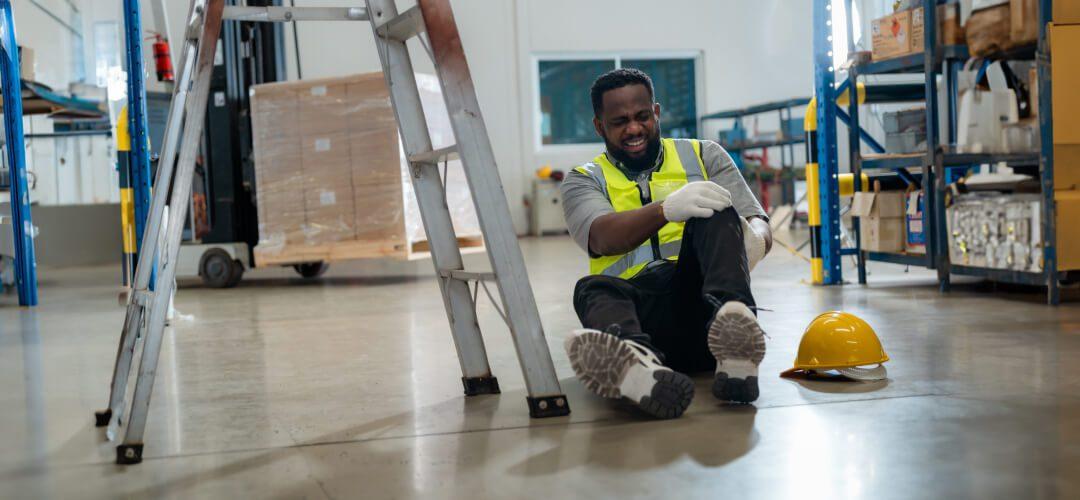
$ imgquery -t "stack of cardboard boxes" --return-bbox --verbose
[852,188,925,255]
[871,3,964,60]
[1053,1,1080,270]
[249,72,481,267]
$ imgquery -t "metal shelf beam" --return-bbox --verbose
[867,252,931,268]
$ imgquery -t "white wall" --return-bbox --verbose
[516,0,814,184]
[14,0,120,206]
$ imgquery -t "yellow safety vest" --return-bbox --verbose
[574,138,709,279]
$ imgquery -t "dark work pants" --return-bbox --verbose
[572,208,755,373]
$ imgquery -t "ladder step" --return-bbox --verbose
[408,145,458,164]
[375,5,423,41]
[440,270,495,282]
[131,290,154,307]
[222,6,368,22]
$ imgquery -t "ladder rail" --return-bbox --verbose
[367,0,497,389]
[101,0,570,464]
[97,1,202,433]
[415,0,565,406]
[116,0,226,463]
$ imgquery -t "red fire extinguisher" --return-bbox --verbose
[150,34,174,82]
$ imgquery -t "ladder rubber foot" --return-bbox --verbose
[462,376,501,396]
[527,395,571,418]
[116,444,144,465]
[94,409,112,427]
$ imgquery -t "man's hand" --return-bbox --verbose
[661,181,732,222]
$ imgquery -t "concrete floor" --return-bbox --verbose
[1,235,1078,499]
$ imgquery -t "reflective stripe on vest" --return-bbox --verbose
[575,138,708,279]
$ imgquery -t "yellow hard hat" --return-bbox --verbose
[780,311,889,381]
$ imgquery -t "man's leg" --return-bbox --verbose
[672,208,767,403]
[566,273,694,419]
[678,207,754,307]
[572,275,658,353]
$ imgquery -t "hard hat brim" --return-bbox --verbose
[779,364,888,381]
[836,364,888,381]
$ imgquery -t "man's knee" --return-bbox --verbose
[685,207,742,236]
[574,274,631,300]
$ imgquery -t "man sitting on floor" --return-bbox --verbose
[560,68,772,419]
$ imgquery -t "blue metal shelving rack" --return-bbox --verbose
[0,0,38,306]
[814,0,1061,304]
[122,0,154,277]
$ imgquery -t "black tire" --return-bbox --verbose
[293,261,329,279]
[225,258,245,288]
[200,248,240,288]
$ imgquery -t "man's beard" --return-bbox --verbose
[606,128,662,174]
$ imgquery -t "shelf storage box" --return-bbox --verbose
[249,72,483,267]
[947,193,1042,271]
[852,191,906,252]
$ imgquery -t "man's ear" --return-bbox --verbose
[653,102,661,122]
[593,116,604,139]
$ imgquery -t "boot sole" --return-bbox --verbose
[708,308,766,403]
[566,330,694,419]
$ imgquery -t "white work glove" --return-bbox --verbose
[741,216,768,271]
[661,181,732,222]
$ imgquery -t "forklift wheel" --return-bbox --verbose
[293,262,329,279]
[201,249,242,288]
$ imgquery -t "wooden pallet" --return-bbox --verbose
[254,235,484,267]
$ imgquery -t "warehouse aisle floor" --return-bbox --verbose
[1,236,1078,499]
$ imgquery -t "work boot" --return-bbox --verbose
[565,327,694,419]
[707,299,767,403]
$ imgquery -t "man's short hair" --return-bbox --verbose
[590,68,654,117]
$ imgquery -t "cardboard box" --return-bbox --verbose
[1057,190,1080,270]
[1056,0,1080,24]
[905,191,926,254]
[250,72,481,266]
[1010,0,1039,45]
[1056,144,1080,191]
[872,10,914,60]
[851,191,906,252]
[17,46,34,81]
[940,4,966,45]
[967,5,1013,56]
[874,6,964,61]
[1052,23,1080,144]
[1052,23,1080,191]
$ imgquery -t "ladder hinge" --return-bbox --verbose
[132,290,154,308]
[375,6,423,42]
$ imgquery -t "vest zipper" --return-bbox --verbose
[635,182,662,262]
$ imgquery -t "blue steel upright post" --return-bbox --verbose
[813,0,842,284]
[1038,0,1058,305]
[122,0,153,273]
[0,1,38,306]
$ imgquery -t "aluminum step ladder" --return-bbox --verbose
[95,0,569,466]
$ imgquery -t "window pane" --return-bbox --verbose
[539,59,615,145]
[622,59,697,138]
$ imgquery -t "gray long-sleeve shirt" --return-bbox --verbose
[560,140,766,254]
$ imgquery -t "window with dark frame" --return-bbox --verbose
[538,56,698,145]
